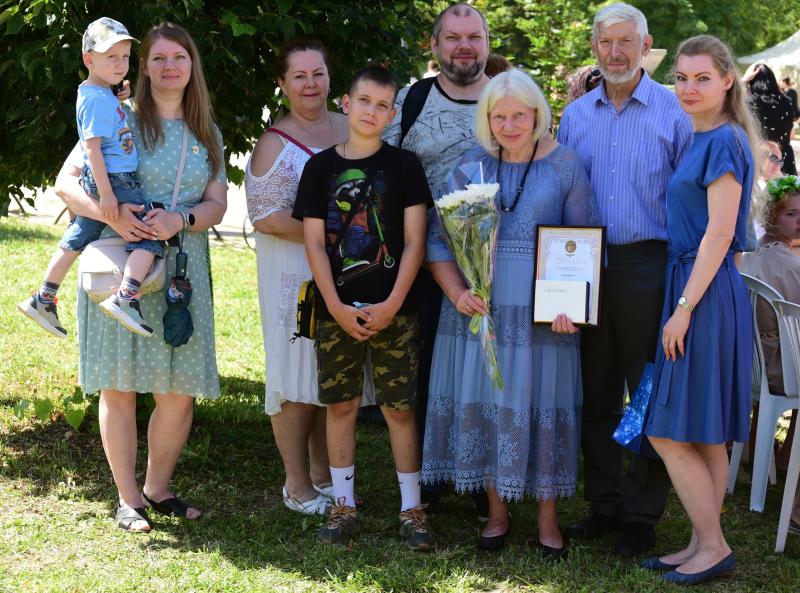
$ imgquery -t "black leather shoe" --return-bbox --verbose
[476,516,511,552]
[565,513,622,540]
[615,521,655,557]
[536,528,569,562]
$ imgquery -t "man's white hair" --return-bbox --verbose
[592,3,649,40]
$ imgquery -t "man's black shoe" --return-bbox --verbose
[472,490,489,523]
[565,513,622,540]
[421,487,441,515]
[615,521,655,557]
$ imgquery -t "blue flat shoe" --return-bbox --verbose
[663,553,735,586]
[641,556,680,571]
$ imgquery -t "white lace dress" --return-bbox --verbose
[245,137,374,414]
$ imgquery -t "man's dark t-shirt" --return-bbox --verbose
[293,142,432,319]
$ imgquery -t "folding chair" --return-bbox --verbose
[773,300,800,552]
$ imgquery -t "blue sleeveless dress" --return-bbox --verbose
[643,123,754,444]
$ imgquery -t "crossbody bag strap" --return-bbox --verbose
[266,127,315,157]
[170,123,190,211]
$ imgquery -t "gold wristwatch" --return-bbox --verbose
[678,296,695,313]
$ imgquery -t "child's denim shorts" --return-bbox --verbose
[59,168,165,258]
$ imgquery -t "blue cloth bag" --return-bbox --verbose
[612,362,654,454]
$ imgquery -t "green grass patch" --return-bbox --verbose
[1,216,798,592]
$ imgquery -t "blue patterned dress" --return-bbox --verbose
[76,106,225,398]
[422,144,595,500]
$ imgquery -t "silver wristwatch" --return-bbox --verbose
[678,296,695,313]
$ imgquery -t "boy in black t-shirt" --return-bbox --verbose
[293,65,434,551]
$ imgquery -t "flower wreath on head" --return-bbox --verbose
[767,175,800,202]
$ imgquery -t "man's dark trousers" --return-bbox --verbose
[580,239,671,524]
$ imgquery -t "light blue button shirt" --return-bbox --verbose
[558,71,693,245]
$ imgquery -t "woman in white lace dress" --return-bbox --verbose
[245,40,350,514]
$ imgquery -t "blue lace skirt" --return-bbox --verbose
[422,301,582,501]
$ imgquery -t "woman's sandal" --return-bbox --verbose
[115,505,151,532]
[142,491,202,519]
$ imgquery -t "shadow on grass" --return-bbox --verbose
[0,220,59,243]
[3,403,800,592]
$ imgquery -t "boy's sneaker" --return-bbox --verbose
[399,504,436,552]
[317,504,359,547]
[17,294,67,338]
[99,293,153,337]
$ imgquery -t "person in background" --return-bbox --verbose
[744,63,796,175]
[742,174,800,489]
[780,76,799,124]
[642,34,759,585]
[558,2,693,557]
[566,65,603,104]
[423,59,440,79]
[484,53,512,77]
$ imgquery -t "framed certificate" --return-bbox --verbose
[532,225,605,326]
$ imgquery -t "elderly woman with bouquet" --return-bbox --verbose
[422,69,595,557]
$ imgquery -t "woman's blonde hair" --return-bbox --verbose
[475,69,551,154]
[675,35,761,164]
[133,22,222,179]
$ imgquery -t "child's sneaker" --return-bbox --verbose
[399,504,436,551]
[17,294,67,338]
[99,293,153,337]
[317,504,359,547]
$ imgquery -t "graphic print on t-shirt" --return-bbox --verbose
[327,168,396,287]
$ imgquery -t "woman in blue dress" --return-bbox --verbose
[422,69,595,558]
[642,35,760,585]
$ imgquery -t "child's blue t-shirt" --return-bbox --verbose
[76,83,137,173]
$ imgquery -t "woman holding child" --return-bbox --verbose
[422,69,595,558]
[54,22,226,532]
[244,39,356,515]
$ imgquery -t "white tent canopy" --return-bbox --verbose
[739,29,800,68]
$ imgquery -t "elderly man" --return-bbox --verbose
[384,2,490,514]
[558,3,693,557]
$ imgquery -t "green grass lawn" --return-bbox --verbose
[0,216,798,593]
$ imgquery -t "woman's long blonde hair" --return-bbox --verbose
[675,35,762,163]
[133,22,222,179]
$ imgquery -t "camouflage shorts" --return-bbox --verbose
[315,314,419,410]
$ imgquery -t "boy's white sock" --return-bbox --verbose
[330,465,356,508]
[397,471,422,511]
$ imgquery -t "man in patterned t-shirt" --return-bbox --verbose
[383,2,490,518]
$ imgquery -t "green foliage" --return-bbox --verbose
[632,0,800,81]
[1,0,429,214]
[472,0,595,119]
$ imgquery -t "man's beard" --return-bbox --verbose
[439,53,485,86]
[600,57,641,84]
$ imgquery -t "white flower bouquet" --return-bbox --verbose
[435,182,503,390]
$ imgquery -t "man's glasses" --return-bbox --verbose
[768,153,784,166]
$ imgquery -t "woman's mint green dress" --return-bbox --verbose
[77,106,225,398]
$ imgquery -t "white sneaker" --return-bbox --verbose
[18,294,67,338]
[314,483,363,507]
[282,486,330,515]
[99,293,153,337]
